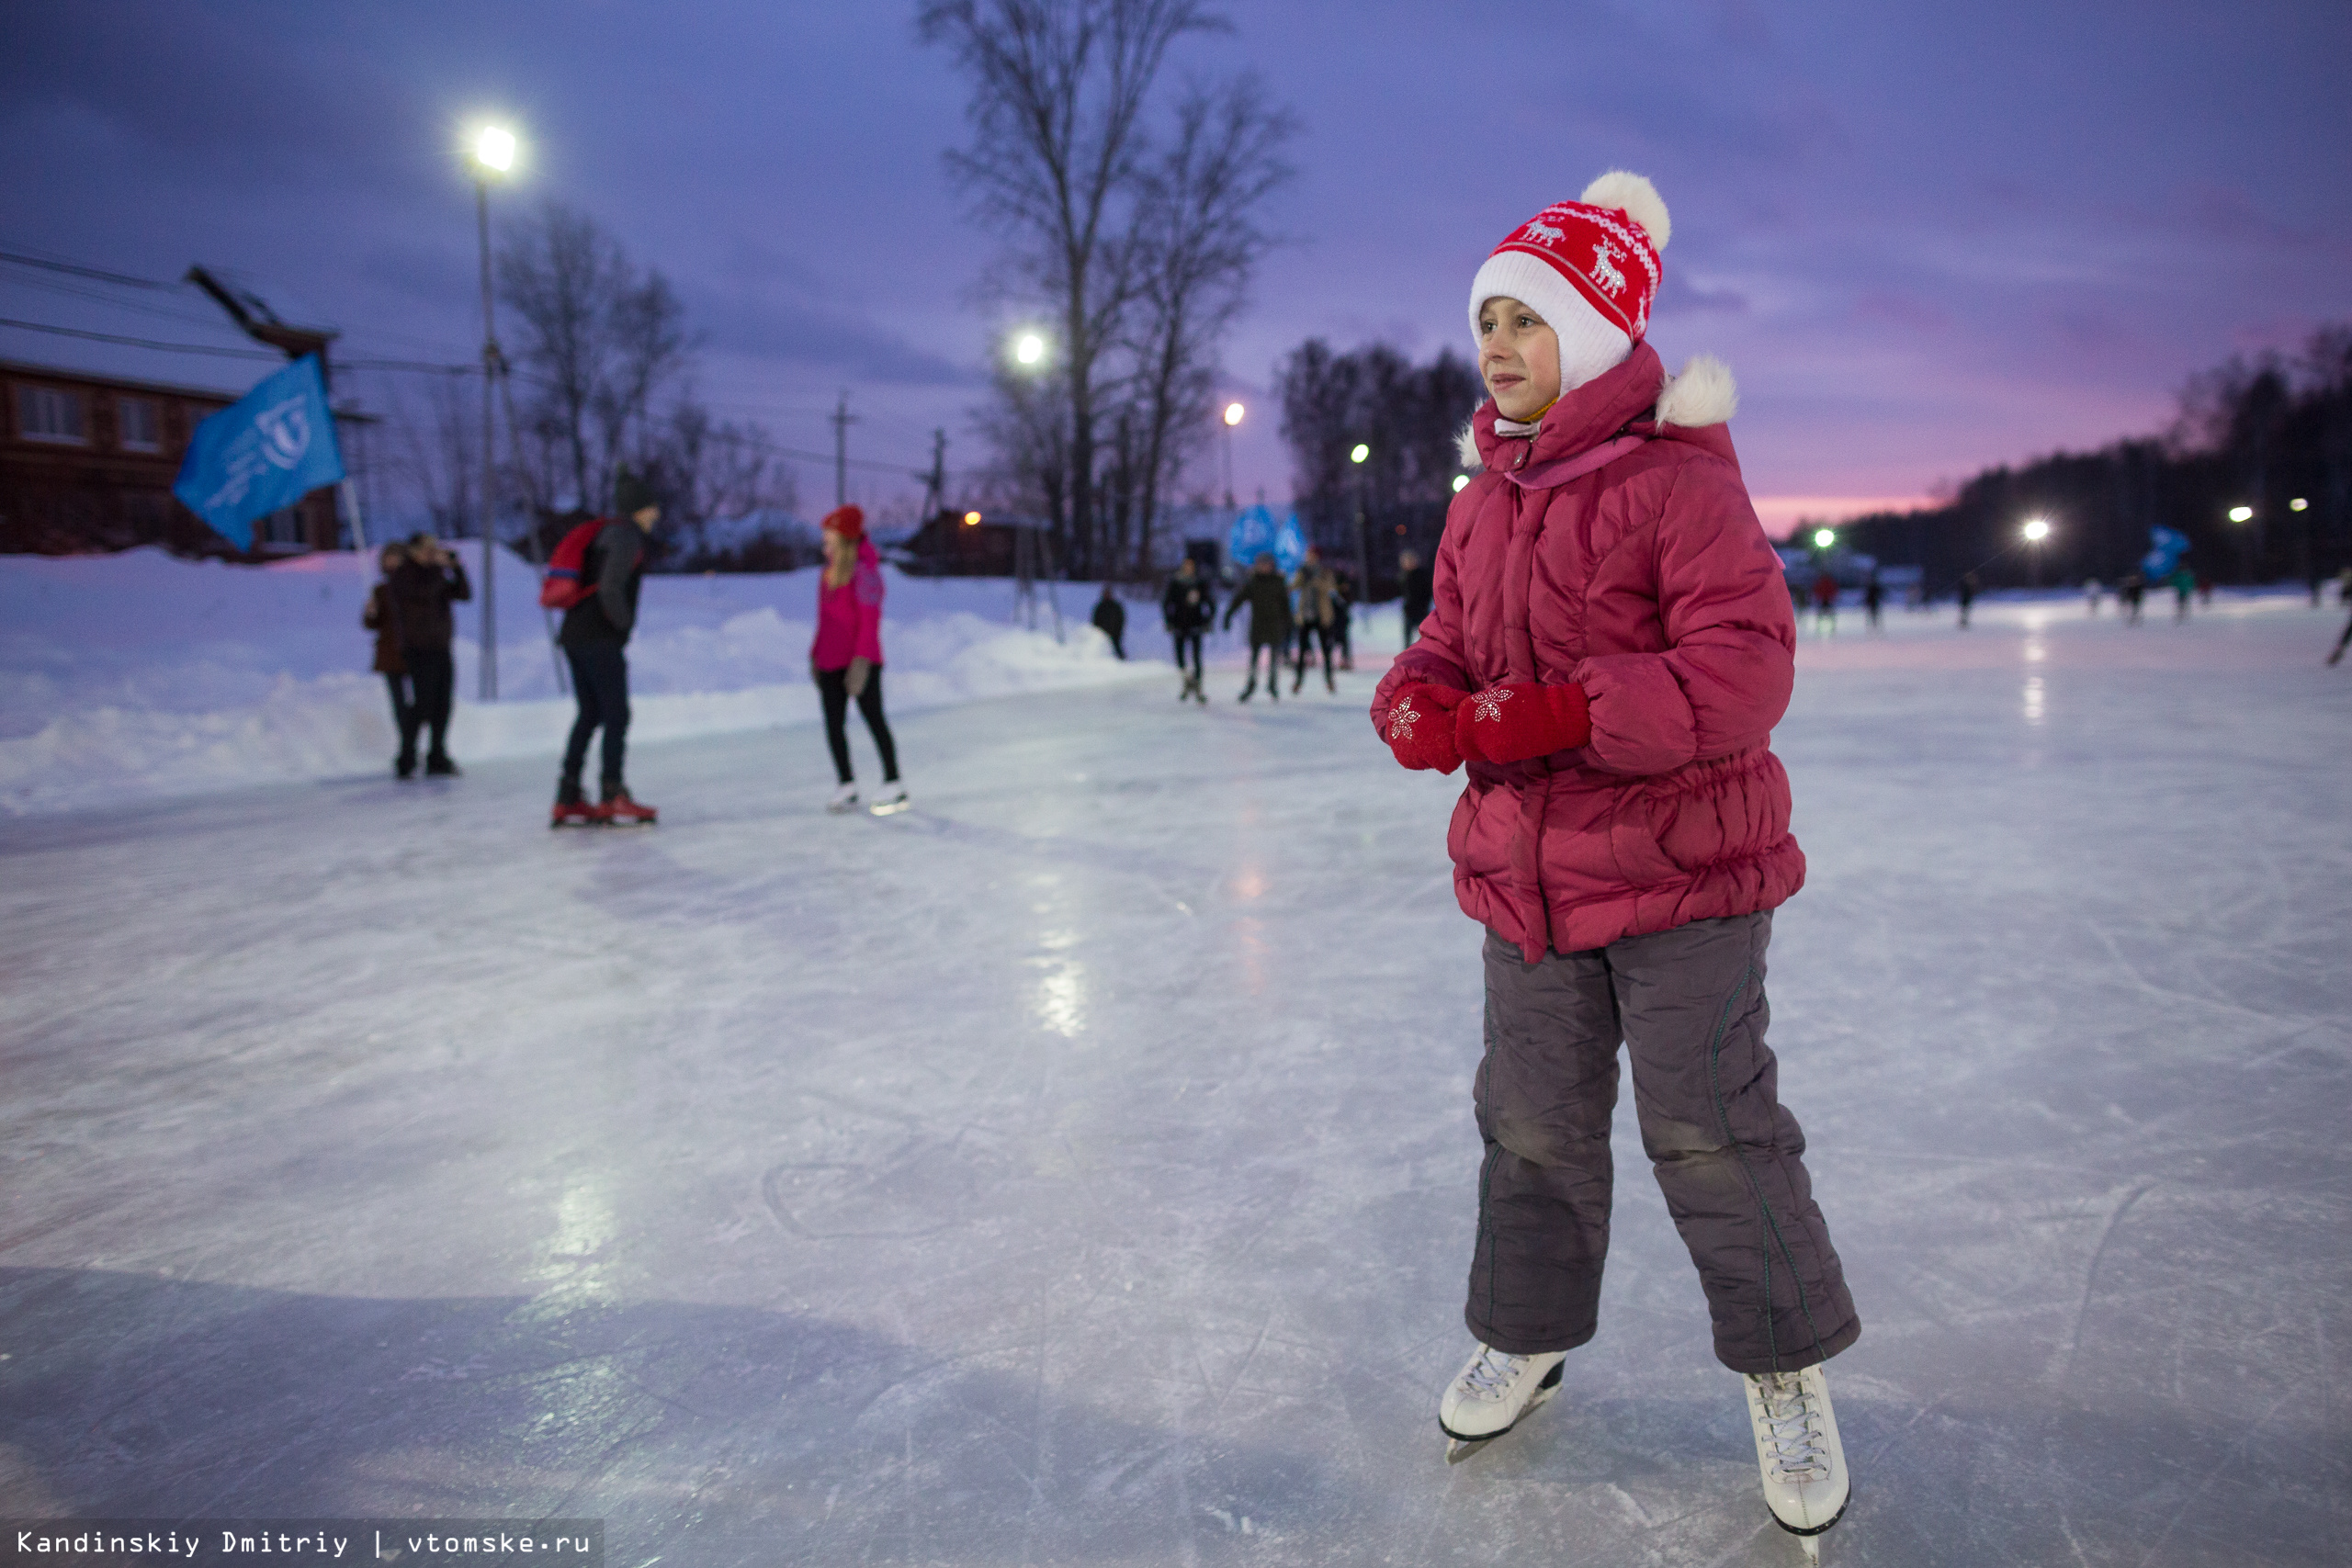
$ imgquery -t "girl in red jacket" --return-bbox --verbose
[1373,173,1857,1557]
[811,506,906,816]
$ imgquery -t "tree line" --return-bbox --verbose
[1275,339,1481,594]
[1836,326,2352,592]
[924,0,1294,581]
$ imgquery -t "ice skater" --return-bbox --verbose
[1810,570,1838,637]
[553,473,659,826]
[1292,547,1339,693]
[811,505,906,815]
[1397,548,1432,648]
[1957,570,1979,628]
[1091,582,1127,660]
[1224,552,1292,701]
[362,542,414,776]
[1161,557,1214,703]
[1374,172,1858,1560]
[1862,570,1883,634]
[388,534,470,778]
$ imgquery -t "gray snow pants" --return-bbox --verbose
[1468,912,1860,1374]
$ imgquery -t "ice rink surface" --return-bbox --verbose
[5,596,2348,1565]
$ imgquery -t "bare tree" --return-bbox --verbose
[920,0,1226,577]
[1119,73,1292,576]
[497,199,694,513]
[387,370,481,537]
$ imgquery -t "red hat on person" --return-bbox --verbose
[821,504,865,541]
[1468,171,1670,394]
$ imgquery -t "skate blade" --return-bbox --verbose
[1439,1382,1559,1464]
[869,799,910,817]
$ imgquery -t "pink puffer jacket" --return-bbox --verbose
[1372,341,1804,962]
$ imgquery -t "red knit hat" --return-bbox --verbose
[1468,171,1670,392]
[821,504,865,541]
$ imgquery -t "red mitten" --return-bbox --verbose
[1454,682,1591,764]
[1382,684,1466,773]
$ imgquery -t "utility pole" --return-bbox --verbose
[831,390,859,511]
[919,428,947,518]
[475,176,502,700]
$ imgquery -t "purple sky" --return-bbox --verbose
[6,3,2347,535]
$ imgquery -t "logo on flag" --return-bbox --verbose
[173,355,345,549]
[1226,504,1308,575]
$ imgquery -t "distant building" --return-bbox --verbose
[1,360,364,557]
[899,509,1038,577]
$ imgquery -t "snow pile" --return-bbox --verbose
[0,547,1163,814]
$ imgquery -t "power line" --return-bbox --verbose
[0,249,176,288]
[0,317,281,360]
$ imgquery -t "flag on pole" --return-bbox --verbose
[173,355,345,550]
[1227,504,1308,574]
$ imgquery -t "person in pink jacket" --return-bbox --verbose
[1374,173,1856,1552]
[810,505,906,816]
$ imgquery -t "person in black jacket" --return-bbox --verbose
[361,542,414,775]
[554,472,660,824]
[1091,583,1127,660]
[389,534,471,775]
[1160,557,1214,703]
[1398,549,1433,648]
[1222,553,1293,702]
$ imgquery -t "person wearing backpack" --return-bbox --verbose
[549,472,660,825]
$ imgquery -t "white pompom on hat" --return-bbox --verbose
[1469,171,1670,394]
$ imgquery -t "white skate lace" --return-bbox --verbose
[1462,1346,1527,1402]
[1752,1373,1832,1482]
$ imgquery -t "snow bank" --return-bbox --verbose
[0,547,1165,814]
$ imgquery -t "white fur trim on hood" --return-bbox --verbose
[1655,355,1736,427]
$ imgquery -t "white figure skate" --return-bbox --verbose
[826,783,860,814]
[1743,1365,1849,1562]
[1438,1343,1566,1462]
[868,784,910,816]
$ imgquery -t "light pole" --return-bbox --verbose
[2022,516,2050,587]
[1221,400,1244,512]
[2228,504,2255,584]
[469,123,516,701]
[1349,442,1372,597]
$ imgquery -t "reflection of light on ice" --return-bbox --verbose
[1037,963,1086,1038]
[2024,674,2045,725]
[540,1180,616,1295]
[1234,867,1267,900]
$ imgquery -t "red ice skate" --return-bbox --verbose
[598,786,658,826]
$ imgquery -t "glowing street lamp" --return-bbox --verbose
[2227,505,2255,524]
[466,120,520,701]
[2290,497,2309,512]
[962,510,982,526]
[1452,474,1470,493]
[1350,443,1370,464]
[2022,516,2051,586]
[1812,527,1837,550]
[1223,401,1245,427]
[1218,400,1244,509]
[1013,332,1046,367]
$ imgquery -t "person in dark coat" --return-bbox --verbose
[1091,583,1127,659]
[1957,570,1979,628]
[1862,569,1884,633]
[388,534,471,775]
[1397,549,1433,648]
[1223,552,1293,702]
[361,542,414,775]
[1331,569,1356,671]
[1160,557,1214,703]
[554,471,659,824]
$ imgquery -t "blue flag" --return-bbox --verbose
[2141,525,2190,581]
[173,355,345,549]
[1227,505,1308,575]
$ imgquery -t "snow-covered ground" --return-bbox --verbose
[0,547,1193,814]
[2,583,2347,1565]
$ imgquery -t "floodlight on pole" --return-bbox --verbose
[2022,518,2051,542]
[2228,505,2255,524]
[1350,443,1370,464]
[2290,497,2309,512]
[465,119,521,702]
[1813,527,1836,550]
[1223,401,1245,427]
[472,126,516,174]
[1013,333,1046,367]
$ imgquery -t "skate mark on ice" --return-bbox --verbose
[2049,1179,2155,1385]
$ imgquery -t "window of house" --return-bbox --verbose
[17,384,86,445]
[118,397,162,452]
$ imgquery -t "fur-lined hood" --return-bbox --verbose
[1455,354,1737,471]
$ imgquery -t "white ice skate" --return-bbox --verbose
[868,784,910,816]
[826,783,859,815]
[1743,1365,1849,1562]
[1438,1343,1566,1461]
